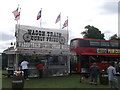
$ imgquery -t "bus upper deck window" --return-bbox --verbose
[110,42,118,48]
[101,41,110,47]
[70,40,79,49]
[90,41,100,47]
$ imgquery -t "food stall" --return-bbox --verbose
[4,25,72,77]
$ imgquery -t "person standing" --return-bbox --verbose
[107,62,119,90]
[20,60,29,80]
[89,63,99,85]
[37,61,44,78]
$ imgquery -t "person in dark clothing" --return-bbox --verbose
[89,63,99,85]
[37,62,44,78]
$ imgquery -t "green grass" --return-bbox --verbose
[2,70,120,88]
[2,71,120,88]
[2,75,109,88]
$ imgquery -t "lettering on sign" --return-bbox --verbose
[17,42,55,48]
[16,25,68,48]
[23,29,65,44]
[96,48,120,54]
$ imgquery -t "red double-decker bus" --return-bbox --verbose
[70,38,120,73]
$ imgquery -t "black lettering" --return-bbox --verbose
[42,31,45,36]
[31,36,34,40]
[39,31,41,36]
[32,30,35,35]
[46,37,48,41]
[54,32,59,37]
[42,37,45,41]
[35,30,38,35]
[28,29,32,35]
[59,33,61,37]
[47,32,50,36]
[50,32,53,37]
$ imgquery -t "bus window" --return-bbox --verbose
[79,40,89,47]
[70,40,79,49]
[110,42,118,48]
[101,41,110,47]
[89,41,100,47]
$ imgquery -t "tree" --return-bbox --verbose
[81,25,105,40]
[109,34,120,40]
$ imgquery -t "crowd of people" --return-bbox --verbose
[13,59,120,89]
[89,62,120,90]
[14,59,44,80]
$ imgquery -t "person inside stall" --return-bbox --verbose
[37,61,44,78]
[35,57,39,63]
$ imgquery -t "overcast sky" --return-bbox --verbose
[0,0,119,52]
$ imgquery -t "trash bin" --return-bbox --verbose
[12,70,24,90]
[99,73,108,85]
[12,75,24,90]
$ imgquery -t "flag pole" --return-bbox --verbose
[60,12,61,29]
[60,12,62,49]
[18,7,21,42]
[15,4,20,71]
[15,4,19,39]
[67,16,69,44]
[40,8,42,27]
[16,4,19,37]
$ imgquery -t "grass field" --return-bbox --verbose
[2,70,120,88]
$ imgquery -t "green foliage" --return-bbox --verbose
[109,34,120,40]
[81,25,105,40]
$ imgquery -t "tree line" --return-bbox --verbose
[81,25,120,40]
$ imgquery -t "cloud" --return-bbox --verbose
[0,39,16,52]
[0,33,15,41]
[104,30,112,34]
[0,44,8,50]
[100,1,118,14]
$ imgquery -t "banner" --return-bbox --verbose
[16,25,68,49]
[97,48,120,54]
